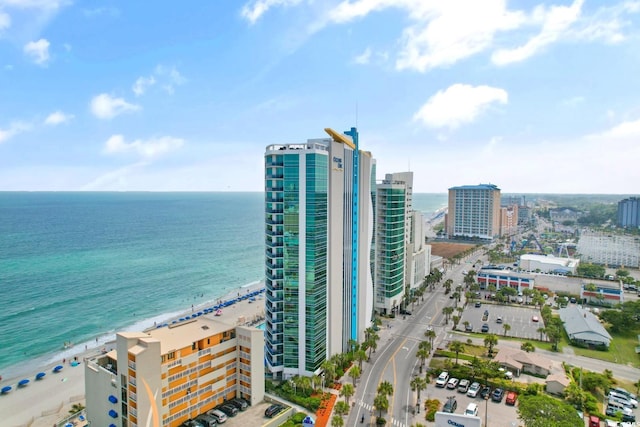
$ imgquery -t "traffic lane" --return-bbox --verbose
[425,377,520,427]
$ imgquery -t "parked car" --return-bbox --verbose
[505,391,518,405]
[435,371,449,388]
[264,404,284,418]
[465,323,473,332]
[496,316,503,324]
[464,403,478,416]
[442,397,457,413]
[195,414,218,427]
[446,378,460,389]
[457,379,470,393]
[532,316,539,322]
[480,386,491,399]
[218,404,238,417]
[491,388,505,402]
[227,398,248,411]
[481,324,489,333]
[475,301,482,308]
[207,409,227,424]
[399,309,412,315]
[610,389,638,407]
[467,382,481,398]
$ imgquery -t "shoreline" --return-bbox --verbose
[0,279,265,384]
[0,280,267,427]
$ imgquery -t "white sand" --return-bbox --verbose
[0,283,266,427]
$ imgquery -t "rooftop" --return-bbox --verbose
[558,306,612,346]
[449,184,500,191]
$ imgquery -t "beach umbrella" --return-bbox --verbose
[35,372,46,380]
[108,409,118,418]
[1,386,11,393]
[108,394,118,404]
[53,365,63,373]
[18,379,29,387]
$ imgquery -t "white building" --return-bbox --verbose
[577,230,640,268]
[519,254,580,274]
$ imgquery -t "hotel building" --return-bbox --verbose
[264,127,375,379]
[446,184,501,240]
[618,197,640,229]
[374,172,428,314]
[84,318,264,427]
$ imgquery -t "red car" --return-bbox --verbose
[505,391,518,406]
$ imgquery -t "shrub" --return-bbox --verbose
[424,399,440,422]
[376,416,386,425]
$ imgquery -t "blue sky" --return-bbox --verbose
[1,0,639,193]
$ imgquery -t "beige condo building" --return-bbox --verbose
[85,317,264,427]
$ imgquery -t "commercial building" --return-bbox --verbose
[446,184,501,240]
[493,347,559,377]
[519,254,579,275]
[618,197,640,228]
[476,269,534,292]
[84,318,264,427]
[374,172,429,315]
[264,127,375,379]
[499,204,519,237]
[580,279,624,307]
[559,305,613,348]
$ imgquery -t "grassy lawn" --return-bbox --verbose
[572,331,640,368]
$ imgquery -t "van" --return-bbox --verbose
[464,403,478,417]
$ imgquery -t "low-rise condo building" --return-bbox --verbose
[85,317,264,427]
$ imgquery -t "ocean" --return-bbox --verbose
[0,191,448,378]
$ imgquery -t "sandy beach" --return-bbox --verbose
[0,282,266,427]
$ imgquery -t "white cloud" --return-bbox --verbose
[102,134,185,160]
[587,118,640,140]
[23,38,50,65]
[132,75,156,96]
[353,47,371,64]
[89,93,141,119]
[0,121,30,144]
[413,83,508,129]
[44,110,73,125]
[0,11,11,30]
[561,96,585,107]
[241,0,302,24]
[492,0,584,66]
[154,65,186,94]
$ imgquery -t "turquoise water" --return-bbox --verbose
[0,191,446,378]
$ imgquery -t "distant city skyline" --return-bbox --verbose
[1,1,639,193]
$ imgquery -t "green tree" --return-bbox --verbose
[340,383,354,406]
[410,377,427,411]
[349,365,361,386]
[449,340,465,365]
[378,380,394,398]
[503,323,511,337]
[577,263,606,279]
[355,348,367,371]
[424,329,436,349]
[521,341,535,353]
[518,394,583,427]
[373,393,389,418]
[68,403,85,415]
[452,315,461,330]
[331,415,345,427]
[334,401,350,418]
[442,306,454,323]
[321,359,336,385]
[416,341,431,373]
[484,334,498,356]
[563,382,586,411]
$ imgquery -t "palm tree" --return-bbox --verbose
[452,315,460,330]
[537,327,546,341]
[484,334,498,356]
[332,415,345,427]
[521,341,535,353]
[334,401,350,417]
[349,365,361,386]
[321,360,336,385]
[373,393,389,418]
[348,339,359,353]
[68,403,85,414]
[416,341,430,373]
[424,329,436,349]
[340,383,354,406]
[502,323,511,337]
[463,320,470,332]
[449,340,465,365]
[355,348,367,370]
[378,380,394,398]
[442,306,454,323]
[410,376,427,410]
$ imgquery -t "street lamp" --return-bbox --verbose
[485,394,489,427]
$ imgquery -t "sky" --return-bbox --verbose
[1,0,639,194]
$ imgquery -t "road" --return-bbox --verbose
[347,251,479,426]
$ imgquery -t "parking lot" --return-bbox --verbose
[203,400,292,427]
[461,302,544,340]
[426,375,520,427]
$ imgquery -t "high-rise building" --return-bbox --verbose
[84,319,264,427]
[263,127,374,379]
[618,197,640,228]
[374,172,428,315]
[447,184,501,240]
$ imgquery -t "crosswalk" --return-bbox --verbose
[357,399,407,427]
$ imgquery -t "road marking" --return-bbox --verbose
[402,346,409,351]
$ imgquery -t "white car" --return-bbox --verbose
[446,377,460,389]
[467,382,481,398]
[435,371,449,388]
